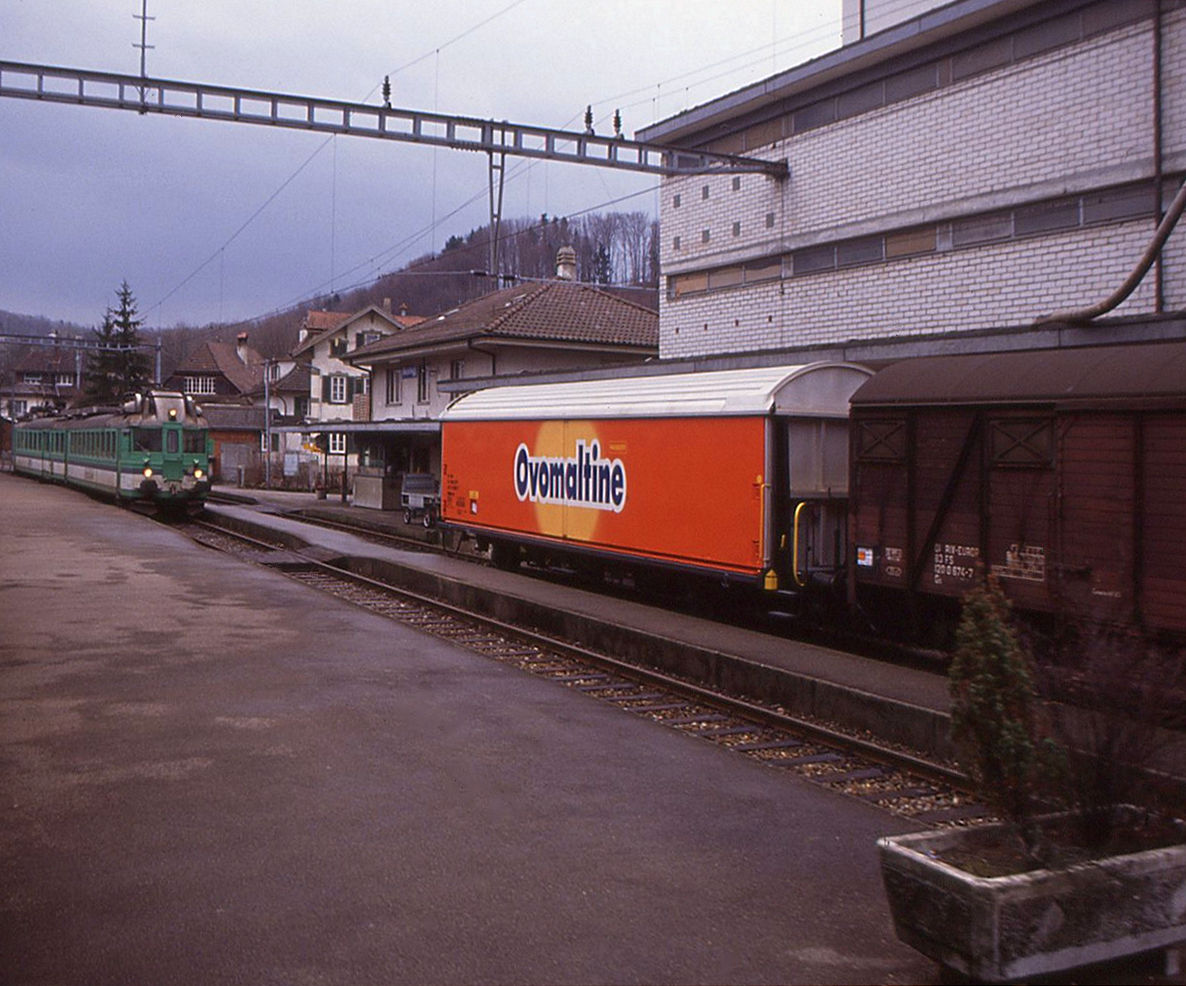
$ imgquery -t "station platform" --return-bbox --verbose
[210,484,954,760]
[0,470,941,985]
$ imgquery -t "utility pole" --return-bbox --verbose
[133,0,154,112]
[263,359,272,489]
[133,1,154,78]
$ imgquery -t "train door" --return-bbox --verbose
[778,417,850,592]
[162,420,184,481]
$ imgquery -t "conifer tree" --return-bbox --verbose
[592,244,612,285]
[82,281,151,405]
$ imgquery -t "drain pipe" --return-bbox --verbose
[1154,0,1165,311]
[1034,176,1186,325]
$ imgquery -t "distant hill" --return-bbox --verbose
[216,212,660,361]
[0,310,90,339]
[2,211,661,375]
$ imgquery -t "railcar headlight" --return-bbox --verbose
[194,468,205,480]
[143,467,153,478]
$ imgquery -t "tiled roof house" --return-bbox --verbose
[349,276,659,425]
[166,332,265,402]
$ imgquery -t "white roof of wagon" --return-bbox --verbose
[440,363,872,421]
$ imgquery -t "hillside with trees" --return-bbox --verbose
[2,210,660,387]
[224,210,660,362]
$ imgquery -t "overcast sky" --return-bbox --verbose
[1,1,840,328]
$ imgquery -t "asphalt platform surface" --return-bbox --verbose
[0,473,949,984]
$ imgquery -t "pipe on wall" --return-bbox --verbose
[1034,178,1186,326]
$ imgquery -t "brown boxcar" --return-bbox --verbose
[848,341,1186,645]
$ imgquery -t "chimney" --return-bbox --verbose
[236,331,250,364]
[555,246,577,281]
[382,297,392,313]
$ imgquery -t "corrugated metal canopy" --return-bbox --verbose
[850,341,1186,407]
[441,363,872,421]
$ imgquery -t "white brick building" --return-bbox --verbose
[640,0,1186,361]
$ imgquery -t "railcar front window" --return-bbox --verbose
[183,430,208,453]
[134,428,162,452]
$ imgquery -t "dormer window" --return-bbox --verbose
[330,338,348,358]
[184,376,217,395]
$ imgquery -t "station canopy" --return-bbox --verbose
[440,363,872,422]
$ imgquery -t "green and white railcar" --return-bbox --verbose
[13,390,212,510]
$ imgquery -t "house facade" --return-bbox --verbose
[290,304,423,466]
[166,332,265,402]
[3,345,80,418]
[166,333,268,483]
[640,0,1186,361]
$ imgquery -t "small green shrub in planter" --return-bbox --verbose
[947,575,1065,865]
[880,579,1186,981]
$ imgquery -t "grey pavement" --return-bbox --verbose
[0,473,935,985]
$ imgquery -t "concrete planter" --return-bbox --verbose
[878,815,1186,982]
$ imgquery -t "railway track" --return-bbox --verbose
[175,513,987,829]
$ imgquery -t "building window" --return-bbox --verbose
[22,373,41,385]
[416,362,429,403]
[765,212,776,229]
[449,359,465,380]
[673,194,681,208]
[708,266,743,290]
[329,375,348,404]
[330,338,348,358]
[732,222,741,237]
[673,236,681,251]
[56,373,74,386]
[701,229,711,244]
[183,376,217,395]
[385,367,400,405]
[732,176,741,191]
[701,185,710,200]
[328,433,346,455]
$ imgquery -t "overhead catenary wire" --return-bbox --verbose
[147,4,843,326]
[148,0,532,320]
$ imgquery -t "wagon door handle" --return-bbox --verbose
[792,500,809,588]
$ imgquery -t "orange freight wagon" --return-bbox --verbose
[439,363,871,597]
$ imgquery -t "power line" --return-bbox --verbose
[146,0,533,320]
[140,6,842,326]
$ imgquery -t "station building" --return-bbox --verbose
[639,0,1186,362]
